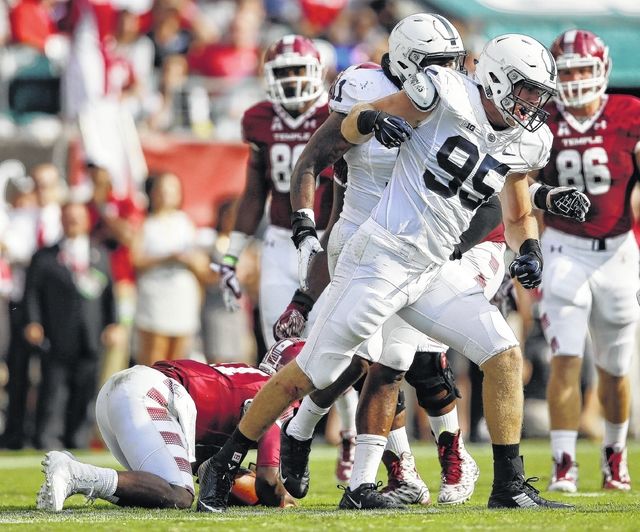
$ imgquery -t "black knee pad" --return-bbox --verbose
[405,351,461,411]
[395,389,406,416]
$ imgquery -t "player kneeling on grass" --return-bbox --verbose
[36,339,302,511]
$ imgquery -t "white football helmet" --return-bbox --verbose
[388,13,467,83]
[475,34,557,132]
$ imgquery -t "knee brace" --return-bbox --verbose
[395,389,406,416]
[405,351,461,412]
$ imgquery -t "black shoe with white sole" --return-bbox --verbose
[338,482,406,510]
[488,456,574,509]
[196,457,235,512]
[279,419,312,499]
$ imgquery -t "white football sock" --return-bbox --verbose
[73,462,118,499]
[603,420,629,451]
[550,429,578,462]
[429,406,460,438]
[386,427,411,457]
[335,387,358,436]
[286,396,330,441]
[348,434,387,490]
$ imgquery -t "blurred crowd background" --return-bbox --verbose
[0,0,639,451]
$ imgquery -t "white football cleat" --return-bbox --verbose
[548,452,578,493]
[381,450,431,505]
[437,430,479,505]
[36,450,91,511]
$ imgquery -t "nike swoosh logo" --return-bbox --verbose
[347,495,362,509]
[198,501,224,513]
[281,476,288,484]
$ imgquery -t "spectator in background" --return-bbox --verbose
[145,53,189,132]
[187,0,263,78]
[85,162,143,384]
[9,0,60,53]
[0,171,38,449]
[131,173,209,365]
[32,163,64,247]
[148,0,193,67]
[113,9,155,120]
[24,201,118,449]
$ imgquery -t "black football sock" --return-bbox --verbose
[492,444,522,483]
[214,428,255,472]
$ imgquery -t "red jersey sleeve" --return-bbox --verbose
[256,422,281,468]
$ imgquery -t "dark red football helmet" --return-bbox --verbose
[550,29,611,107]
[263,34,324,110]
[259,337,305,376]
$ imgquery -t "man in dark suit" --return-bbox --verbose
[24,201,119,449]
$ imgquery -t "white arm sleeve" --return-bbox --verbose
[402,71,439,112]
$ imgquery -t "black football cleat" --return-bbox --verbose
[488,456,575,509]
[280,419,312,498]
[338,482,406,510]
[196,457,235,512]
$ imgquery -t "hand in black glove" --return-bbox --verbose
[509,239,543,289]
[357,110,412,149]
[449,244,462,261]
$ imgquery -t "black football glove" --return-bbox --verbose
[357,110,412,149]
[532,184,591,222]
[449,244,462,261]
[509,239,543,289]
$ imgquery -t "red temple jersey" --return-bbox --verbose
[539,95,640,239]
[152,360,282,467]
[241,98,333,230]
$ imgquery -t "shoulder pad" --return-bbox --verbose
[402,71,439,112]
[329,65,388,114]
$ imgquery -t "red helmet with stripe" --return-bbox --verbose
[550,29,611,107]
[259,338,305,376]
[264,35,324,110]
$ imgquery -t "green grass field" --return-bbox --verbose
[1,440,639,531]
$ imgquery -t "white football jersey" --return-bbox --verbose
[371,66,552,264]
[329,64,399,226]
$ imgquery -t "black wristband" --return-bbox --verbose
[519,238,543,264]
[290,211,318,248]
[533,184,553,210]
[356,110,380,135]
[291,289,316,315]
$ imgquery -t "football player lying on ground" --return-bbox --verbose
[36,339,302,511]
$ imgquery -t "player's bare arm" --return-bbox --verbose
[501,172,544,289]
[273,164,347,341]
[501,172,539,251]
[233,146,269,236]
[290,112,351,212]
[213,146,269,310]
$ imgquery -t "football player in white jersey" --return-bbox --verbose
[275,16,587,509]
[197,34,575,511]
[276,14,486,508]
